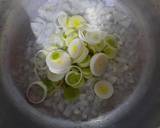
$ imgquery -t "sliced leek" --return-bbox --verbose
[103,45,118,59]
[65,71,84,88]
[90,53,108,76]
[26,81,47,104]
[68,38,84,59]
[74,46,89,63]
[79,29,105,45]
[94,80,114,99]
[34,50,48,70]
[47,70,65,82]
[67,15,86,29]
[64,86,80,102]
[55,11,68,30]
[82,68,92,79]
[78,55,91,68]
[105,35,119,49]
[46,50,71,74]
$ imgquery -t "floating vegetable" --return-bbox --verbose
[74,46,89,63]
[46,50,71,74]
[26,81,47,104]
[34,50,48,70]
[47,70,65,82]
[68,38,84,59]
[82,68,92,79]
[79,29,105,45]
[65,71,84,88]
[64,86,80,102]
[103,35,119,59]
[55,11,68,30]
[78,55,91,68]
[90,53,108,76]
[105,35,119,49]
[65,65,85,88]
[65,32,78,46]
[67,15,86,29]
[103,46,118,59]
[94,80,114,99]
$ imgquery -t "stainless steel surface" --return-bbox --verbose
[0,0,160,128]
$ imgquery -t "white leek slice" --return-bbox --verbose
[78,56,91,68]
[67,15,86,29]
[47,70,65,82]
[55,12,68,30]
[46,50,71,74]
[90,53,108,76]
[79,29,105,45]
[34,50,48,70]
[26,81,47,104]
[94,80,114,99]
[68,38,84,59]
[74,46,89,63]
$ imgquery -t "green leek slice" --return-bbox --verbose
[105,35,119,49]
[64,86,80,102]
[82,68,93,79]
[47,70,65,82]
[103,45,118,59]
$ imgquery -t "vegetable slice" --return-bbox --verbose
[79,29,105,45]
[82,68,92,79]
[26,81,47,104]
[64,86,80,102]
[74,46,89,63]
[105,35,119,49]
[55,11,68,30]
[65,71,84,88]
[90,53,108,76]
[103,46,118,59]
[46,50,71,74]
[34,50,48,70]
[65,65,85,88]
[47,70,65,82]
[67,15,86,29]
[68,38,84,59]
[78,55,91,68]
[94,80,114,99]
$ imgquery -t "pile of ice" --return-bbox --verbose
[31,0,132,49]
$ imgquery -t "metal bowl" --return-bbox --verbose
[0,0,160,128]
